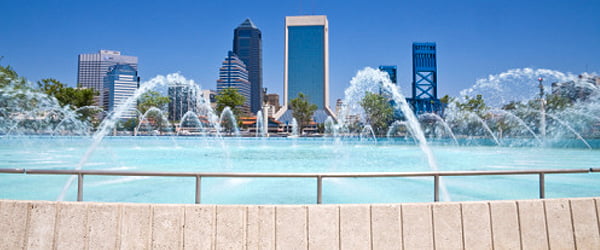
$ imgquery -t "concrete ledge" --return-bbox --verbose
[1,198,599,249]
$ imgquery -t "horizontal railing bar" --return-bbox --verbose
[0,168,27,174]
[0,168,595,178]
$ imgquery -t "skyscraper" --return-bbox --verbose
[233,18,262,114]
[78,50,138,107]
[216,51,251,114]
[103,64,139,119]
[275,15,334,123]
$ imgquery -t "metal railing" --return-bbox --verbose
[1,168,598,204]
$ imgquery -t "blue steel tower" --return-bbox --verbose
[378,65,397,84]
[408,42,443,114]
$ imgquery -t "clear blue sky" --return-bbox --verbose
[2,0,599,107]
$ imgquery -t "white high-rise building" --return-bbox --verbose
[77,50,138,107]
[103,64,139,119]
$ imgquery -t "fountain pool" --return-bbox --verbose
[1,136,598,204]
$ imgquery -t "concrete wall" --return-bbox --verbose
[1,198,599,249]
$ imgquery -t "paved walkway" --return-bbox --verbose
[1,197,599,249]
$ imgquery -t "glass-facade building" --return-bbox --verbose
[103,64,139,119]
[216,51,251,113]
[233,18,262,114]
[78,50,138,107]
[276,15,334,123]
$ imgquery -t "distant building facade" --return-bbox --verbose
[201,89,218,110]
[168,83,199,121]
[275,15,334,123]
[264,93,280,117]
[103,64,139,119]
[78,50,138,107]
[216,51,251,114]
[378,65,397,84]
[335,99,344,117]
[233,18,263,114]
[265,93,280,111]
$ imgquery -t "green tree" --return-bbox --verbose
[501,100,523,111]
[215,87,246,117]
[289,92,318,132]
[360,92,394,136]
[137,90,170,114]
[37,78,100,122]
[457,94,488,117]
[118,118,139,131]
[545,93,572,112]
[37,78,97,108]
[0,65,28,89]
[439,94,454,105]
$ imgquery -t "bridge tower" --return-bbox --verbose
[408,42,443,114]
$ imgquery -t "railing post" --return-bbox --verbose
[434,175,439,202]
[539,173,545,199]
[195,176,201,204]
[77,174,83,202]
[317,176,323,204]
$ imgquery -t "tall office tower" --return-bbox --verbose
[275,15,334,123]
[233,18,263,114]
[378,65,397,84]
[168,82,199,121]
[216,51,251,114]
[78,50,138,107]
[103,64,139,119]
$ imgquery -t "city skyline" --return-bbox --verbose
[2,0,599,109]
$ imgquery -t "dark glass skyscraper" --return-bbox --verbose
[233,18,262,114]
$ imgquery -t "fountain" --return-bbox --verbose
[255,110,266,137]
[323,116,336,137]
[219,107,239,136]
[178,111,204,136]
[290,118,299,137]
[359,124,377,143]
[135,107,172,136]
[418,113,458,145]
[1,68,599,204]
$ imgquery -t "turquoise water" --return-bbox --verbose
[1,137,599,204]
